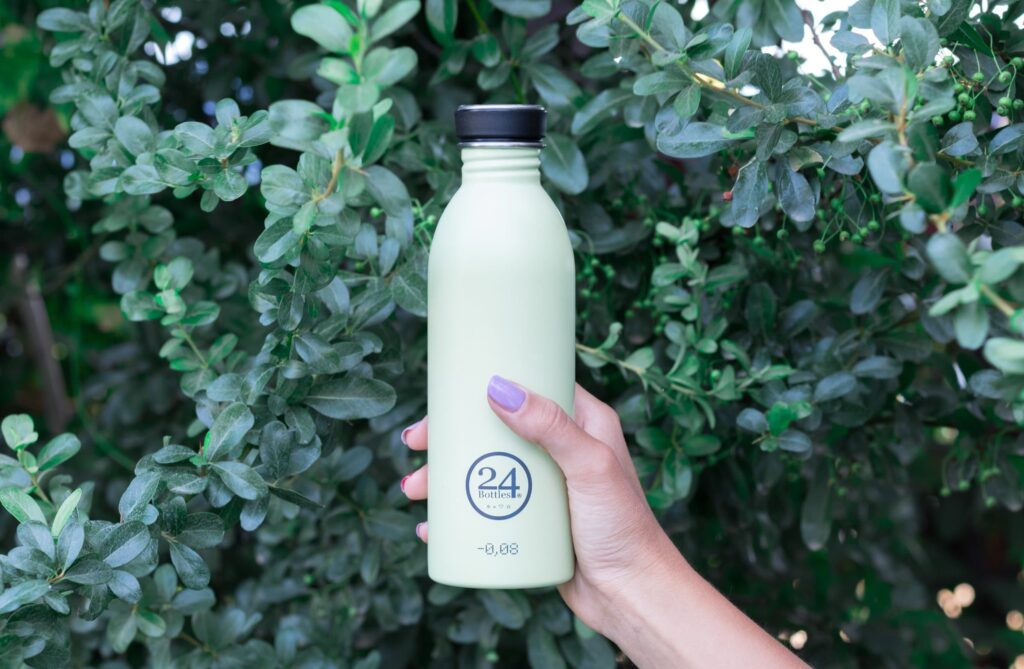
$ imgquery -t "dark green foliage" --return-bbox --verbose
[1,0,1024,667]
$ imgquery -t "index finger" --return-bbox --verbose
[401,416,428,451]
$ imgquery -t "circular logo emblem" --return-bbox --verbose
[465,451,532,520]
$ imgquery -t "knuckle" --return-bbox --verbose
[531,398,571,440]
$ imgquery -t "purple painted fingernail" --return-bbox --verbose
[487,375,525,412]
[400,419,421,445]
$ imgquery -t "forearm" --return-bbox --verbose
[599,535,809,669]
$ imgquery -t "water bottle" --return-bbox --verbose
[426,105,576,588]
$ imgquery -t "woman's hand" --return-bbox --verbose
[400,376,808,669]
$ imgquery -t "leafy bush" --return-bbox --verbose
[1,0,1024,666]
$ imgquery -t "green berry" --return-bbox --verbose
[816,208,827,220]
[710,369,722,381]
[816,167,826,179]
[813,240,826,254]
[1000,96,1013,107]
[957,92,970,105]
[998,106,1010,117]
[839,231,850,242]
[978,203,988,216]
[999,70,1013,83]
[831,199,843,211]
[948,109,961,121]
[867,219,880,232]
[776,229,789,240]
[1013,57,1024,69]
[972,71,986,83]
[787,51,799,60]
[1013,196,1023,207]
[869,193,881,204]
[963,110,977,121]
[953,82,964,93]
[940,486,951,497]
[753,236,765,247]
[1015,99,1024,110]
[932,115,944,125]
[732,226,744,236]
[985,496,997,508]
[943,55,954,66]
[852,233,863,244]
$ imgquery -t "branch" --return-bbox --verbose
[803,10,840,80]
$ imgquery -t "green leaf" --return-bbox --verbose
[37,8,88,32]
[954,300,989,350]
[731,159,767,228]
[364,508,416,540]
[64,558,113,585]
[51,488,82,538]
[907,163,951,214]
[254,219,302,264]
[0,581,50,614]
[979,247,1024,283]
[984,338,1024,374]
[79,92,118,128]
[776,167,815,223]
[950,168,982,209]
[490,0,551,18]
[871,0,900,44]
[305,376,397,420]
[813,372,857,403]
[778,429,812,453]
[990,124,1024,155]
[571,88,632,135]
[479,589,531,629]
[852,356,902,379]
[291,4,354,53]
[175,122,217,156]
[370,0,420,42]
[36,433,81,472]
[169,541,210,589]
[391,262,427,317]
[176,513,225,549]
[103,521,151,568]
[898,17,939,70]
[527,620,567,669]
[540,133,588,195]
[213,169,247,202]
[737,408,769,433]
[0,488,47,525]
[867,141,907,194]
[658,122,738,159]
[2,414,38,450]
[926,233,972,284]
[210,462,267,500]
[724,27,751,79]
[114,116,153,155]
[204,403,255,462]
[118,472,160,522]
[426,0,458,43]
[850,269,889,315]
[363,46,418,87]
[801,461,832,550]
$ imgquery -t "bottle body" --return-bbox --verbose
[427,147,575,589]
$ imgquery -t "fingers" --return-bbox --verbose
[401,416,427,450]
[572,384,644,496]
[401,464,427,500]
[415,522,427,542]
[486,375,613,481]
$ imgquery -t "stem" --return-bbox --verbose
[180,329,209,368]
[804,10,840,79]
[979,283,1017,317]
[313,150,344,204]
[616,12,819,127]
[465,0,525,102]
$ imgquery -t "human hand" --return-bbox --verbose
[401,377,808,669]
[399,376,681,635]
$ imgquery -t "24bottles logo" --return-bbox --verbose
[465,452,532,520]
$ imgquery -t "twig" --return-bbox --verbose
[803,10,840,80]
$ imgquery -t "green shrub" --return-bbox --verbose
[1,0,1023,666]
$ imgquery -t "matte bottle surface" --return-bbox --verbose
[427,147,575,588]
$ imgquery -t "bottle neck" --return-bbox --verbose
[460,146,540,184]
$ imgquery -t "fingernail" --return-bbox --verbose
[487,375,526,412]
[400,474,411,492]
[415,522,426,540]
[400,419,421,445]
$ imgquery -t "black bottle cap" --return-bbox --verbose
[454,104,546,147]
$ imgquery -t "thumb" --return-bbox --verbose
[486,375,613,480]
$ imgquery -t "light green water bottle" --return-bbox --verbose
[426,105,576,589]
